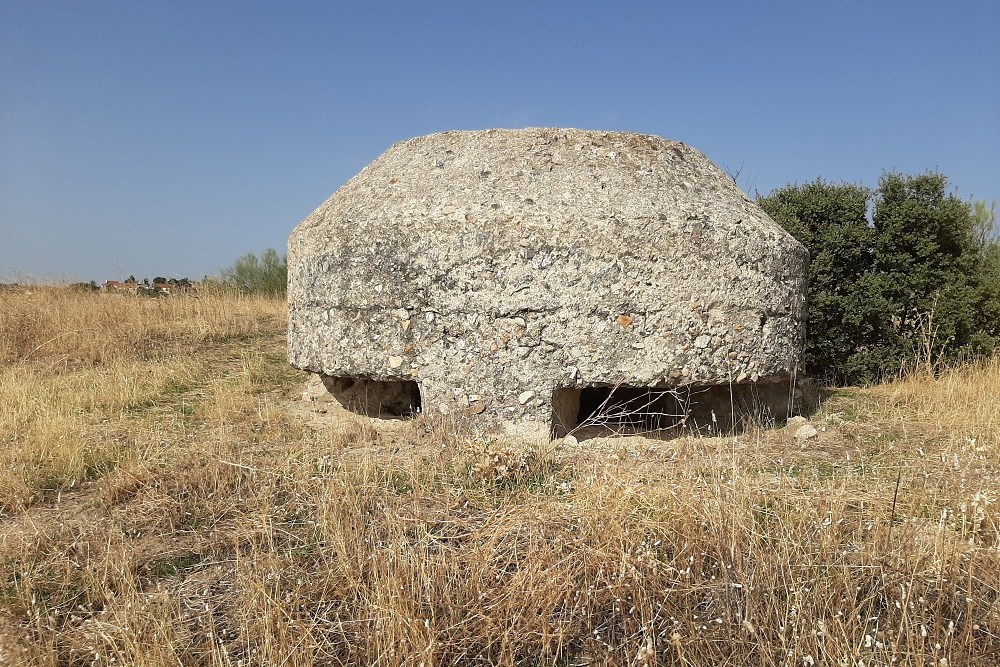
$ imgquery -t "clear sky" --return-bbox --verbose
[1,1,998,283]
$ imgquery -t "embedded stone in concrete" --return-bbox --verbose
[288,128,808,438]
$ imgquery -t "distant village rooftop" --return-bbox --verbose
[102,279,200,295]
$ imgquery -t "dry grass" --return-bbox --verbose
[0,287,287,512]
[2,287,1000,666]
[0,287,277,367]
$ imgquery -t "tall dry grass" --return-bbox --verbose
[2,288,1000,666]
[0,287,287,513]
[0,287,281,367]
[876,356,1000,451]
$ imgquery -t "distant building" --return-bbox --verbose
[101,279,200,295]
[102,280,138,294]
[152,281,200,295]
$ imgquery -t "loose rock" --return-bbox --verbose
[795,424,819,440]
[786,415,808,431]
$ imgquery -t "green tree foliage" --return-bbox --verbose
[220,248,287,296]
[871,173,989,366]
[759,173,998,385]
[971,201,1000,348]
[758,180,886,384]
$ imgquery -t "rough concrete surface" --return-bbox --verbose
[288,128,808,438]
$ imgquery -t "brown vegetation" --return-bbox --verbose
[2,288,999,665]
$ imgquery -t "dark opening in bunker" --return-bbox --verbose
[551,385,689,438]
[551,382,792,439]
[320,375,422,419]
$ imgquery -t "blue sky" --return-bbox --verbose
[1,1,997,282]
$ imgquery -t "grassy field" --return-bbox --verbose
[1,288,999,666]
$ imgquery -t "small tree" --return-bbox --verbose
[220,248,287,296]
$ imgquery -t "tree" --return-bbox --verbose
[971,200,997,246]
[969,200,1000,352]
[872,172,986,366]
[220,248,287,296]
[759,180,887,384]
[759,173,997,385]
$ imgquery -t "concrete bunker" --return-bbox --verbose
[288,128,809,440]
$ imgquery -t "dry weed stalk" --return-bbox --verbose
[569,384,690,438]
